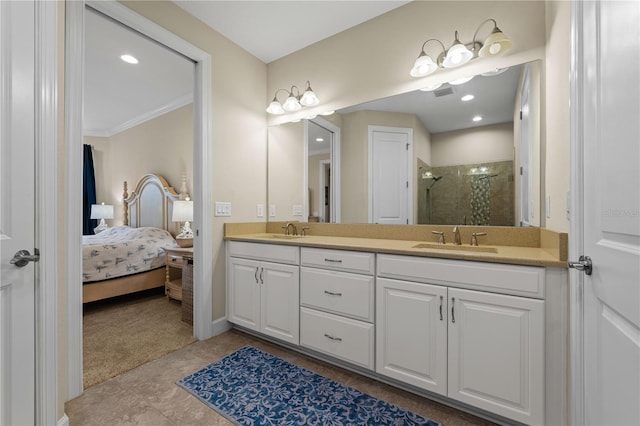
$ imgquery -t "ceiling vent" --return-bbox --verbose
[433,86,454,97]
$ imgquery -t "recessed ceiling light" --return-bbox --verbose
[120,54,139,64]
[472,115,483,122]
[315,138,324,142]
[461,94,474,102]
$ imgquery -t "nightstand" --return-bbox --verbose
[164,247,194,302]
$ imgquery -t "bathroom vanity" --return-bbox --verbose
[225,222,568,426]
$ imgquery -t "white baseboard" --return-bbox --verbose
[58,414,69,426]
[210,317,232,337]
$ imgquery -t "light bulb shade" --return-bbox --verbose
[266,99,285,114]
[410,53,437,77]
[172,200,193,222]
[300,89,319,106]
[419,82,443,91]
[448,75,474,85]
[282,95,302,112]
[478,29,512,58]
[442,42,473,68]
[90,204,114,220]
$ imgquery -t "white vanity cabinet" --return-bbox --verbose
[227,241,300,345]
[376,254,545,425]
[299,247,375,369]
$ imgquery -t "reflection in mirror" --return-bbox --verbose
[267,60,541,227]
[307,120,339,223]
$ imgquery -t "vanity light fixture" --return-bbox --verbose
[419,82,443,92]
[410,18,512,78]
[266,80,320,115]
[448,76,474,85]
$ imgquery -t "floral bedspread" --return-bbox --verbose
[82,226,178,283]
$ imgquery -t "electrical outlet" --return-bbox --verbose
[256,204,264,218]
[269,204,276,217]
[214,201,231,217]
[292,205,303,216]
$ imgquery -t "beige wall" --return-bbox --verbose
[544,0,571,232]
[431,122,514,167]
[267,1,546,125]
[85,105,194,225]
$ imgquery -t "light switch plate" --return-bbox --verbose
[292,205,303,216]
[269,204,276,217]
[256,204,264,218]
[215,201,231,217]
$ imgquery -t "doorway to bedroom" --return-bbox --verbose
[80,5,197,389]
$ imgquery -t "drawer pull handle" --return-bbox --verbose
[439,295,443,321]
[171,257,178,262]
[324,290,343,297]
[451,297,456,323]
[259,267,264,284]
[324,333,342,342]
[324,258,343,263]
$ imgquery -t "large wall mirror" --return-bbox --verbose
[267,60,541,227]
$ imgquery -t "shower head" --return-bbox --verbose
[432,176,443,182]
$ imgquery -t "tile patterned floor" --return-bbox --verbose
[65,329,498,425]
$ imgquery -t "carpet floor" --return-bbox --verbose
[83,288,197,389]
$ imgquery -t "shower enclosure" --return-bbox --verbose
[418,161,515,226]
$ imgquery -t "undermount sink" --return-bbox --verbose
[412,243,498,254]
[266,234,306,240]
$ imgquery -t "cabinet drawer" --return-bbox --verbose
[167,253,183,269]
[301,247,375,275]
[377,254,545,298]
[228,241,299,265]
[301,267,374,322]
[300,307,374,370]
[166,280,182,301]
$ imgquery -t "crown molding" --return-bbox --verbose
[83,93,193,137]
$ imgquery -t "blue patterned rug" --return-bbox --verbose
[177,345,440,425]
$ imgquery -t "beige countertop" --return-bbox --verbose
[225,231,568,268]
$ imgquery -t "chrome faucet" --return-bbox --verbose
[452,226,461,245]
[471,232,487,246]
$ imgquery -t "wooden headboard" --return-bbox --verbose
[122,174,187,237]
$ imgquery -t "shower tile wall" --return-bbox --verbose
[427,161,514,226]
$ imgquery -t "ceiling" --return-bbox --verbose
[84,1,517,138]
[84,1,410,136]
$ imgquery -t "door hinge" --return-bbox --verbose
[406,181,408,188]
[406,143,409,150]
[520,110,523,120]
[520,166,523,175]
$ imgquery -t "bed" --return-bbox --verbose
[82,174,185,303]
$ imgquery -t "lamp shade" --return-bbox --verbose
[266,98,285,114]
[478,29,512,58]
[282,95,302,112]
[172,200,193,223]
[410,53,437,77]
[442,42,473,68]
[90,203,114,220]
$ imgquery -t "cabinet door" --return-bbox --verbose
[227,257,261,331]
[376,278,448,395]
[448,288,544,425]
[261,261,300,345]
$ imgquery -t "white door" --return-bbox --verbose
[0,1,36,424]
[447,288,544,425]
[376,278,447,395]
[369,127,411,224]
[261,261,299,344]
[574,1,640,425]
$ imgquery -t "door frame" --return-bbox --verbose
[318,159,330,222]
[305,117,341,223]
[35,0,59,423]
[367,125,413,224]
[569,0,585,423]
[65,0,214,399]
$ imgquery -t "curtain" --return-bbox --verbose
[83,144,97,235]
